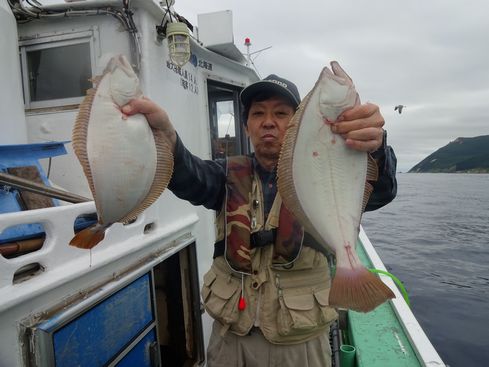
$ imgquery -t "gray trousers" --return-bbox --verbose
[206,321,332,367]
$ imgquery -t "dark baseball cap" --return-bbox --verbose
[240,74,301,110]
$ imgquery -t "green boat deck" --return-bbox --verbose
[344,240,422,367]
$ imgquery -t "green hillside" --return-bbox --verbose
[409,135,489,173]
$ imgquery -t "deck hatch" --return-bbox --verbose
[32,273,155,367]
[115,328,157,367]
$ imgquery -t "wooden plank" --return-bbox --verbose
[7,166,54,209]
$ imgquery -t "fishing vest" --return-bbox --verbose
[202,156,337,344]
[221,156,304,273]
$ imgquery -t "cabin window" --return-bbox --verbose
[207,80,249,159]
[19,32,95,109]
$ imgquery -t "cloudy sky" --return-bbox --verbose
[174,0,489,172]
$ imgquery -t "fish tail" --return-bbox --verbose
[329,266,395,312]
[69,223,107,249]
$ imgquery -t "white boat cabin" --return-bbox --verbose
[0,1,257,366]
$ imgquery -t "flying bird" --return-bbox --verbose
[394,105,405,114]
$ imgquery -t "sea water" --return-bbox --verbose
[362,173,489,367]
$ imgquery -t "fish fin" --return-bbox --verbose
[277,80,335,248]
[366,154,379,182]
[361,155,379,213]
[69,223,107,249]
[72,77,104,207]
[361,182,374,213]
[120,129,174,224]
[277,90,314,227]
[89,75,103,85]
[329,266,395,312]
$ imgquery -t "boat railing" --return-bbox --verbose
[0,200,199,314]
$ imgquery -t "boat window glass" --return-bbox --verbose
[19,32,95,109]
[27,43,91,102]
[216,100,236,139]
[207,80,248,159]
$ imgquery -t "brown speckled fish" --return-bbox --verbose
[70,55,173,249]
[278,61,394,312]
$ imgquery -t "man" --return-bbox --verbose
[122,74,397,366]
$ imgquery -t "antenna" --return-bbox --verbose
[244,37,252,67]
[243,37,272,77]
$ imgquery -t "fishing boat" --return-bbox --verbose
[0,1,445,366]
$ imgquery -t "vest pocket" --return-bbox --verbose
[201,268,241,325]
[201,269,217,302]
[314,287,338,324]
[277,287,336,336]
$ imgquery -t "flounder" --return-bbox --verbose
[278,61,394,312]
[70,55,173,249]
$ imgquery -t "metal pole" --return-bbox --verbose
[0,172,91,204]
[244,37,252,67]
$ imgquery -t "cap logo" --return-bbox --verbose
[269,79,288,89]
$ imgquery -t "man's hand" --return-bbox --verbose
[122,97,177,152]
[330,103,385,153]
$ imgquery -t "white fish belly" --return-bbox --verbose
[291,91,367,252]
[87,93,157,223]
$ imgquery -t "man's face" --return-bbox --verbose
[245,96,295,161]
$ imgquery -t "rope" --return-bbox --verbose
[369,268,411,307]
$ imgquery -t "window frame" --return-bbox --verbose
[19,30,96,110]
[207,79,249,159]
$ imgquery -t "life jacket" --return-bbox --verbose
[222,156,305,273]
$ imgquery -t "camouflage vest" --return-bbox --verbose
[223,156,304,273]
